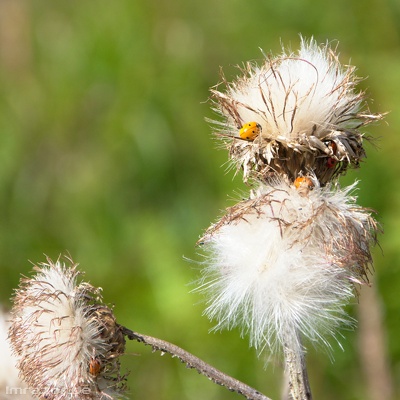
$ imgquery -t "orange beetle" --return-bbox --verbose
[294,176,314,191]
[239,122,262,141]
[89,356,102,377]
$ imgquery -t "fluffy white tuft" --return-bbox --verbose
[217,37,365,141]
[199,180,377,353]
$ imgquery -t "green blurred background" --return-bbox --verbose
[0,1,399,399]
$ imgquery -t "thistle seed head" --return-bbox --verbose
[210,37,383,184]
[9,256,127,400]
[198,179,379,352]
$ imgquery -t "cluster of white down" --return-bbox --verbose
[225,38,362,142]
[200,180,373,353]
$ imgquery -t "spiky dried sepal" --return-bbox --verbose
[210,38,383,184]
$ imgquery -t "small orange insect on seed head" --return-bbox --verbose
[239,122,262,141]
[294,176,314,191]
[89,356,101,377]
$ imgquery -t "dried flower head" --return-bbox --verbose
[210,37,383,184]
[198,178,379,353]
[9,257,127,400]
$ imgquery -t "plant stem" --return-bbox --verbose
[120,326,272,400]
[283,330,312,400]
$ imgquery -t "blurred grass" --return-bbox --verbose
[0,0,399,399]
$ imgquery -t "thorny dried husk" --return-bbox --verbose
[225,130,365,185]
[82,304,127,395]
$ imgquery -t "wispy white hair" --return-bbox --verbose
[198,180,378,354]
